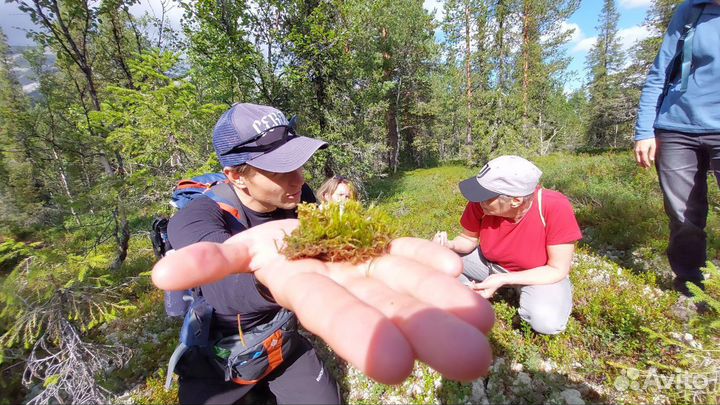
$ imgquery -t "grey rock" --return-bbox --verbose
[471,379,489,405]
[560,389,585,405]
[516,372,532,387]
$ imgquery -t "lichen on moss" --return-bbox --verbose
[282,201,397,264]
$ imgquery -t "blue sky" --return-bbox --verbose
[562,0,652,90]
[2,0,652,91]
[423,0,653,91]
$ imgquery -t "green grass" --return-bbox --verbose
[2,152,719,404]
[357,152,720,405]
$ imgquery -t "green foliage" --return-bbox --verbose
[2,0,718,402]
[436,0,581,164]
[688,262,720,333]
[585,0,635,148]
[0,239,40,273]
[0,265,137,356]
[366,159,719,405]
[283,201,397,264]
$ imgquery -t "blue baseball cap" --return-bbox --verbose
[212,103,328,172]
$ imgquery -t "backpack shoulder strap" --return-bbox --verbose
[679,3,706,91]
[665,3,707,93]
[537,188,546,228]
[205,183,250,228]
[165,294,214,390]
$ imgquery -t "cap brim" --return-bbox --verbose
[246,136,328,173]
[459,177,499,202]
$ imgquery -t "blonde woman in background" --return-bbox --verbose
[317,175,357,203]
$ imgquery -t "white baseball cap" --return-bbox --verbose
[459,155,542,202]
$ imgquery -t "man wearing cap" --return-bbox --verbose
[166,103,340,404]
[433,155,582,335]
[162,103,497,403]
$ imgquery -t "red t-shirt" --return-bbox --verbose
[460,188,582,272]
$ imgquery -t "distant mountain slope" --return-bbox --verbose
[7,45,56,98]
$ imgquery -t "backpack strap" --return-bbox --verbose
[679,3,706,91]
[165,294,214,389]
[537,188,546,228]
[205,182,250,229]
[665,4,707,94]
[176,179,213,190]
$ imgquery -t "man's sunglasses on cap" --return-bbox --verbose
[221,124,297,155]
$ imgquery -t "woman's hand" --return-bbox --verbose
[431,231,449,247]
[471,274,507,299]
[152,219,495,385]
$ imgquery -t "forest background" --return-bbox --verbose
[0,0,718,404]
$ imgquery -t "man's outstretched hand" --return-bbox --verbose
[152,219,495,385]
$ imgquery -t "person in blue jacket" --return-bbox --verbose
[634,0,720,296]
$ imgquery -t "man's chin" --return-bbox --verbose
[279,201,300,210]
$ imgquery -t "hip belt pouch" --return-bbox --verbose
[214,309,298,384]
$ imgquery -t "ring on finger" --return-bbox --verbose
[364,256,380,278]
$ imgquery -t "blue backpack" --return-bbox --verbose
[152,173,245,317]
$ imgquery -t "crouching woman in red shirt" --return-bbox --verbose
[433,156,582,335]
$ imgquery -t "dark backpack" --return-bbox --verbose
[151,173,244,317]
[153,173,299,390]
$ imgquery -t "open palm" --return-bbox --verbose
[152,219,495,384]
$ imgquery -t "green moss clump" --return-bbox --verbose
[282,201,397,264]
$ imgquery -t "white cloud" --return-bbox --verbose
[618,25,652,50]
[561,21,583,43]
[23,82,39,94]
[619,0,652,9]
[562,20,594,54]
[570,24,651,54]
[423,0,444,22]
[572,37,597,53]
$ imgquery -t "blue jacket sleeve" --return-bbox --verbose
[635,2,690,141]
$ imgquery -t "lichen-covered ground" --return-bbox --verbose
[7,153,718,405]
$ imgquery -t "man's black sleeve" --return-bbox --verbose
[167,196,234,249]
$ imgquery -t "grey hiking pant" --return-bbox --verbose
[656,131,720,294]
[460,249,573,335]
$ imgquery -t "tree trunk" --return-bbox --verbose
[496,0,506,93]
[52,147,81,226]
[386,95,399,172]
[464,2,473,151]
[381,26,398,172]
[393,78,402,172]
[538,111,543,154]
[111,206,130,270]
[312,72,328,131]
[521,0,531,120]
[108,10,135,89]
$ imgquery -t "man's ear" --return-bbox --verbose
[510,197,523,208]
[223,167,245,186]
